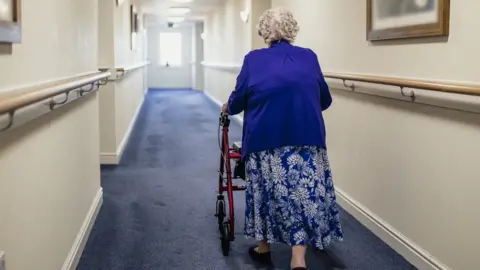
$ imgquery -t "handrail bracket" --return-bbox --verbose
[342,79,355,91]
[49,91,71,110]
[116,70,126,79]
[78,82,97,96]
[400,86,416,102]
[99,78,108,85]
[0,111,15,132]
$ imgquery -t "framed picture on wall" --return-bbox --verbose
[367,0,450,41]
[130,5,138,50]
[130,5,139,34]
[0,0,21,43]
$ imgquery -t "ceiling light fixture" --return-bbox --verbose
[168,17,185,23]
[168,7,191,15]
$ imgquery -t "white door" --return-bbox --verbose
[147,24,193,89]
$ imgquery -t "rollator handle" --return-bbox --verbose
[219,111,230,127]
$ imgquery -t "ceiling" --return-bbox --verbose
[141,0,222,24]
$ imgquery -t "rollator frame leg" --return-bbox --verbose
[215,113,246,256]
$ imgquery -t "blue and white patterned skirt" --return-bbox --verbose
[244,146,344,249]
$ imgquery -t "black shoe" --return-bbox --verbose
[248,246,272,264]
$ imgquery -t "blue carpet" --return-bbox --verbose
[78,89,417,270]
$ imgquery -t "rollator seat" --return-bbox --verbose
[232,141,242,153]
[232,141,245,180]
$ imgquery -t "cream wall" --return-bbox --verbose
[98,84,117,155]
[98,0,117,157]
[203,0,255,103]
[114,70,145,153]
[270,1,479,269]
[273,0,480,81]
[114,0,145,66]
[191,22,204,91]
[99,0,147,164]
[203,0,479,269]
[249,0,271,50]
[98,0,115,68]
[113,0,147,152]
[0,0,101,269]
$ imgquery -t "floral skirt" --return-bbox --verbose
[244,146,344,249]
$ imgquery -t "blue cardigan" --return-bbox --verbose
[227,40,332,157]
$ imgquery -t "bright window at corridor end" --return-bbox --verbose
[159,32,182,67]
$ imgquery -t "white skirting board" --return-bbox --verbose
[335,188,449,270]
[202,89,448,270]
[100,96,145,164]
[99,152,119,164]
[62,188,103,270]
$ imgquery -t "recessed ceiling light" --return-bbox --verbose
[168,7,191,15]
[168,17,185,23]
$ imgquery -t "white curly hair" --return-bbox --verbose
[257,8,299,45]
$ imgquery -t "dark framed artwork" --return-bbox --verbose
[367,0,450,41]
[130,5,139,49]
[0,0,21,43]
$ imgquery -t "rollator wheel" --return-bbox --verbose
[221,222,230,256]
[216,199,225,230]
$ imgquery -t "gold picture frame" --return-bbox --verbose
[367,0,450,41]
[0,0,22,43]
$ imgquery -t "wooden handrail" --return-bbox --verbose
[323,72,480,96]
[116,61,150,73]
[0,71,110,115]
[201,61,242,72]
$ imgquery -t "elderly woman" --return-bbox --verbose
[222,8,343,270]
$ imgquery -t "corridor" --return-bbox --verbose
[77,90,414,270]
[0,0,478,270]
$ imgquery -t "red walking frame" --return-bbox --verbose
[213,113,348,268]
[213,115,348,268]
[215,112,245,256]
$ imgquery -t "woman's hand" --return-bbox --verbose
[222,103,228,115]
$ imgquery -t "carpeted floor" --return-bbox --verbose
[77,89,417,270]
